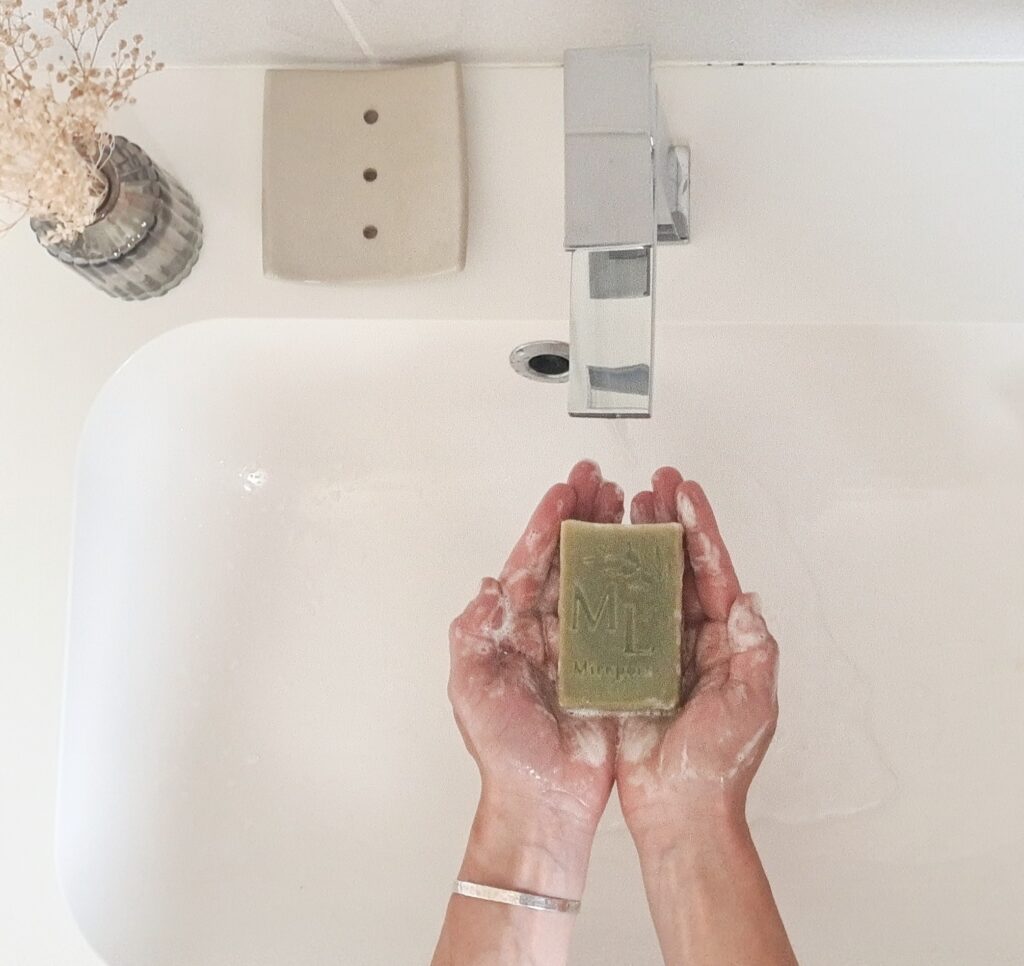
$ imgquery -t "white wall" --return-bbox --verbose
[1,63,1023,964]
[22,0,1024,65]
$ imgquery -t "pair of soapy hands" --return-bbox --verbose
[448,460,780,847]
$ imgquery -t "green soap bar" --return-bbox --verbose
[558,520,683,713]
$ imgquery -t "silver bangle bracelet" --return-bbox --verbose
[453,879,581,914]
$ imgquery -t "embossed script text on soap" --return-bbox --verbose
[557,520,683,713]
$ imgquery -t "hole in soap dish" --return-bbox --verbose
[363,168,377,182]
[363,109,378,124]
[363,225,378,239]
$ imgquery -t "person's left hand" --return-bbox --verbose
[617,467,780,849]
[448,460,624,839]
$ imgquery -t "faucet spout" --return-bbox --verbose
[564,46,689,418]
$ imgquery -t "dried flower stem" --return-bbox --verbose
[1,0,163,241]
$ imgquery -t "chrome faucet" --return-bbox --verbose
[564,46,690,418]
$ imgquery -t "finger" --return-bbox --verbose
[692,621,732,676]
[542,612,560,665]
[676,481,741,623]
[542,482,622,660]
[593,479,625,524]
[567,459,604,522]
[538,475,622,631]
[630,490,656,524]
[501,482,577,612]
[652,466,684,523]
[448,581,506,702]
[678,623,700,699]
[726,593,779,700]
[507,614,547,665]
[538,562,560,613]
[539,474,620,661]
[450,577,504,648]
[631,484,695,700]
[538,486,616,614]
[682,566,704,623]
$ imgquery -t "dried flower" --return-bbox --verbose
[1,0,162,241]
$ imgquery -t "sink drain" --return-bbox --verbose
[509,340,570,383]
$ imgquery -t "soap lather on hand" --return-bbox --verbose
[558,520,684,714]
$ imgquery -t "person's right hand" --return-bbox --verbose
[435,461,624,965]
[447,461,623,846]
[615,467,780,847]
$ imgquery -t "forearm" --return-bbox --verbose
[432,795,593,966]
[634,813,797,966]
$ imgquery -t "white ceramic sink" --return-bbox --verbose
[59,319,1024,965]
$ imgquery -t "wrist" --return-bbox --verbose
[460,792,596,900]
[630,807,753,876]
[618,786,749,852]
[628,796,751,868]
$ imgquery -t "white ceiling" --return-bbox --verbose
[20,0,1024,66]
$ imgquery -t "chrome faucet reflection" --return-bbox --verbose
[564,46,690,417]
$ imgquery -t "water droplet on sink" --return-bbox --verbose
[241,468,268,492]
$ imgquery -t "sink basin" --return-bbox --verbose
[58,318,1024,964]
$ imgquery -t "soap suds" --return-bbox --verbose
[508,755,591,815]
[624,722,772,790]
[727,594,772,653]
[677,745,701,781]
[566,707,672,721]
[690,532,723,578]
[569,722,608,768]
[487,592,515,646]
[676,491,698,529]
[451,579,527,665]
[619,720,659,764]
[563,706,611,718]
[722,722,771,781]
[501,566,535,598]
[508,757,557,797]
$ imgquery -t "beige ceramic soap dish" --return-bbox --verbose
[262,62,467,283]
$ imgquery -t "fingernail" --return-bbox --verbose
[748,592,763,617]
